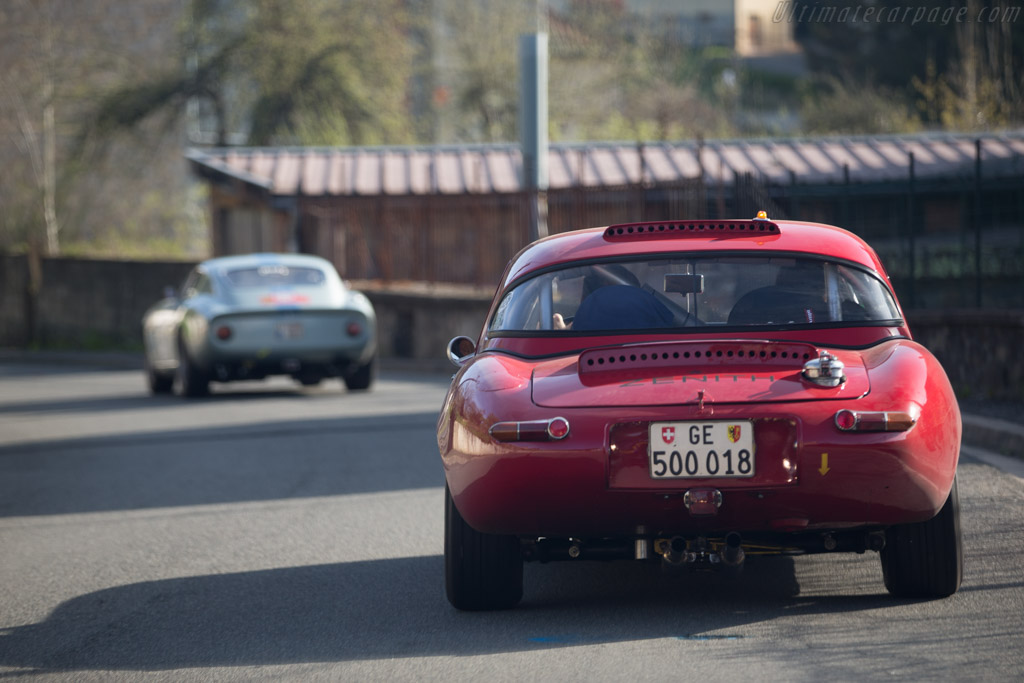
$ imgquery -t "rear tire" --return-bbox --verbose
[145,356,174,394]
[444,484,523,610]
[176,337,209,398]
[298,374,322,387]
[881,475,963,598]
[344,356,376,391]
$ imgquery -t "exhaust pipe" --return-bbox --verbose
[721,532,745,567]
[661,537,688,565]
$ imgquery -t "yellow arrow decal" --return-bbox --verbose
[818,452,830,476]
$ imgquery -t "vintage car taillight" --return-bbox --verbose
[215,325,232,340]
[834,409,916,432]
[490,417,570,442]
[346,321,362,337]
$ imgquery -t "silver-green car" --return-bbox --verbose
[143,253,376,396]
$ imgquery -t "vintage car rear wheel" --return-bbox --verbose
[344,356,376,391]
[444,483,523,610]
[298,373,323,387]
[145,356,174,394]
[881,475,963,598]
[176,337,210,398]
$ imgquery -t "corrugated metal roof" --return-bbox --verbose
[186,131,1024,198]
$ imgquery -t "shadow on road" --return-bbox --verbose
[0,553,910,674]
[0,413,443,518]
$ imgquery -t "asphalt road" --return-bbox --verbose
[0,361,1022,682]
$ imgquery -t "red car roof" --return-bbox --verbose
[501,219,890,290]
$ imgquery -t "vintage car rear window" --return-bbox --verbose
[488,255,901,332]
[225,265,327,287]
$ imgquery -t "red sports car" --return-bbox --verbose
[437,214,962,610]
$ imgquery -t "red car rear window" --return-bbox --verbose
[489,255,901,333]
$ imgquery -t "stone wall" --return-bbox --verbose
[0,254,196,349]
[0,255,492,363]
[905,309,1024,401]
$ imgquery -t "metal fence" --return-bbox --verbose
[751,156,1024,311]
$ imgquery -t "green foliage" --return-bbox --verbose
[547,2,740,142]
[801,76,922,135]
[434,0,529,143]
[239,0,416,145]
[794,0,1024,133]
[86,0,417,148]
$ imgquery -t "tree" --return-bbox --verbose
[548,0,734,142]
[794,0,1024,132]
[431,0,532,143]
[85,0,417,148]
[913,1,1023,129]
[0,0,185,257]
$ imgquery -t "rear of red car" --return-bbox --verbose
[438,219,962,610]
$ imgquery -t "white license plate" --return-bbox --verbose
[274,322,304,340]
[648,421,755,479]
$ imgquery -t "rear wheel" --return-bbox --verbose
[444,484,523,610]
[176,337,209,397]
[298,373,322,387]
[145,356,174,394]
[344,356,376,391]
[881,475,963,598]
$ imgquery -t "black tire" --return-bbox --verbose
[881,475,963,598]
[344,356,376,391]
[444,483,523,610]
[145,356,174,394]
[176,337,209,398]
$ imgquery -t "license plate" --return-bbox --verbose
[274,321,304,340]
[648,421,755,479]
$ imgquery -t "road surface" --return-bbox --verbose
[0,361,1021,681]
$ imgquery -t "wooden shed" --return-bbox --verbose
[187,132,1024,290]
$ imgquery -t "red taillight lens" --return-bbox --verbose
[347,322,362,337]
[835,409,857,431]
[835,410,916,432]
[547,417,570,440]
[490,417,571,442]
[216,325,232,340]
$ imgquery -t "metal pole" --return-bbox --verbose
[519,32,548,242]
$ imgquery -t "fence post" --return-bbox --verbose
[789,170,799,219]
[842,164,850,227]
[974,138,983,307]
[907,151,916,309]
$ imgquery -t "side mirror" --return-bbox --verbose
[447,336,477,367]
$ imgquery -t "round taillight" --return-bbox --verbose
[216,325,232,340]
[347,322,362,337]
[547,417,570,440]
[835,409,857,431]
